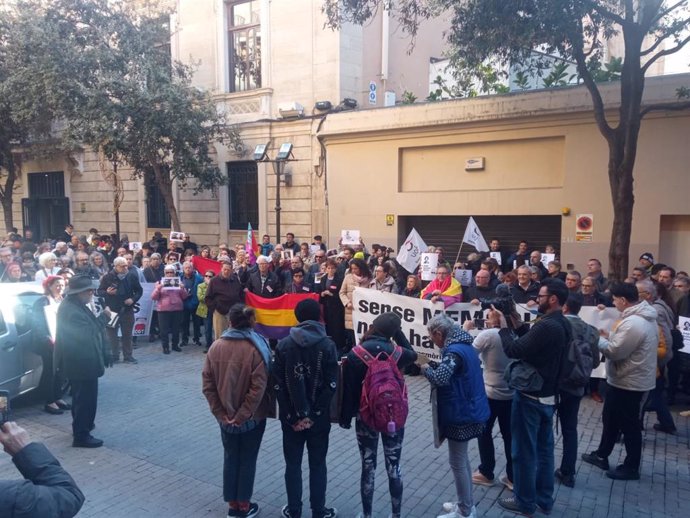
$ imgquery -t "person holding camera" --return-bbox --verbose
[97,256,143,364]
[0,422,85,517]
[492,279,571,516]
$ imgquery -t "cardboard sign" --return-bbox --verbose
[169,231,186,243]
[341,230,360,245]
[679,317,690,353]
[420,253,438,281]
[489,251,502,266]
[540,253,556,268]
[454,268,473,285]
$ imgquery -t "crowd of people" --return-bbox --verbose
[1,224,689,518]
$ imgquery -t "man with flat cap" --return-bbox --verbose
[54,275,112,448]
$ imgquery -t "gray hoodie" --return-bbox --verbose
[599,300,658,392]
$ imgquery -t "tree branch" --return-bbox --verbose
[642,32,690,72]
[640,100,690,119]
[584,0,627,26]
[650,0,687,26]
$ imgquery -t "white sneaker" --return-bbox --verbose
[437,505,476,518]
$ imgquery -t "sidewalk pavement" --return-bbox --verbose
[1,340,688,517]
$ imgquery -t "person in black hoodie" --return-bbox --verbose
[274,299,339,518]
[340,313,417,518]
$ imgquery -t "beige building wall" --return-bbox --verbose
[320,74,690,274]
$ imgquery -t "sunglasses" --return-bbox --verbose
[205,274,214,278]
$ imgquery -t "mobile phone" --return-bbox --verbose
[473,317,485,330]
[0,391,10,427]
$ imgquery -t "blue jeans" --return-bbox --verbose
[557,391,582,476]
[511,392,555,514]
[643,375,676,429]
[282,415,331,518]
[220,419,266,503]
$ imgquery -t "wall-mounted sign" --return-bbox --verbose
[576,214,593,242]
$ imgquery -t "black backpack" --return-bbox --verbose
[560,318,598,391]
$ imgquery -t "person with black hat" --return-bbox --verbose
[639,252,654,274]
[340,312,417,518]
[274,299,339,518]
[54,275,112,448]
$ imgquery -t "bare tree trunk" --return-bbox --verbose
[607,160,635,282]
[152,163,180,231]
[0,156,17,233]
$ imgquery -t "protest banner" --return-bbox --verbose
[130,283,156,337]
[352,288,620,368]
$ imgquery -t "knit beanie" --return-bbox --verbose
[294,298,321,323]
[371,312,402,339]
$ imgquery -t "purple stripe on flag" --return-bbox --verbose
[254,323,291,340]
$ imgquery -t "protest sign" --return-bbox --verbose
[489,251,502,266]
[128,242,142,252]
[420,253,438,281]
[169,231,185,242]
[578,306,620,378]
[454,269,473,285]
[540,253,555,268]
[679,316,690,353]
[341,230,360,245]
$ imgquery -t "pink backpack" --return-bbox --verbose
[353,344,409,434]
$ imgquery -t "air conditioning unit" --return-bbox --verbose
[278,102,304,119]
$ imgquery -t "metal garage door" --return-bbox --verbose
[399,215,562,260]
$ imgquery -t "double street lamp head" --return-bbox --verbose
[252,142,293,162]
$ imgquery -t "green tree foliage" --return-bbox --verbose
[0,0,236,232]
[324,0,690,279]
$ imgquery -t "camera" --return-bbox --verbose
[0,391,10,426]
[479,284,516,329]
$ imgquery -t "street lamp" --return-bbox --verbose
[253,142,294,243]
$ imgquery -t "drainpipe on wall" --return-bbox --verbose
[381,7,389,91]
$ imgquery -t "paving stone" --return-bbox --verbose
[2,340,689,517]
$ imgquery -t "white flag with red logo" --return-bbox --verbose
[397,228,428,273]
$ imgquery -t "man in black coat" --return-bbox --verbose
[97,257,143,364]
[0,422,85,517]
[274,299,339,518]
[245,256,282,298]
[55,275,111,448]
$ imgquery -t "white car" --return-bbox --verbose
[0,283,45,399]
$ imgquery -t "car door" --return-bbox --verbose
[0,307,22,397]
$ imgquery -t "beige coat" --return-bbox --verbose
[339,273,371,330]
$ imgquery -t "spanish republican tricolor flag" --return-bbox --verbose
[246,223,260,265]
[245,292,320,340]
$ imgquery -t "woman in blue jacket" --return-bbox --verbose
[423,315,489,518]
